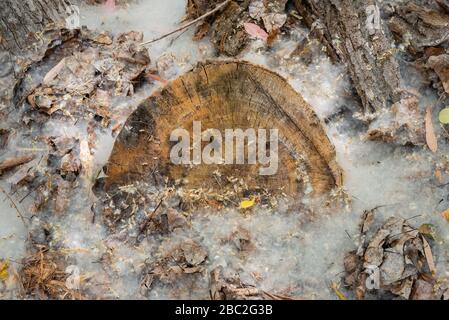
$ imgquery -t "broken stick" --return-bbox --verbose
[140,0,231,46]
[0,155,35,176]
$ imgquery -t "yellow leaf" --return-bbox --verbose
[331,282,347,300]
[240,197,255,209]
[439,107,449,124]
[0,260,9,281]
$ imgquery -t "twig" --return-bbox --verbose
[0,186,27,226]
[140,0,231,46]
[0,155,35,176]
[135,197,164,243]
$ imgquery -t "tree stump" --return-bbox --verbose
[103,61,342,205]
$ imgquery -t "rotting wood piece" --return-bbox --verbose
[293,0,404,115]
[102,61,342,203]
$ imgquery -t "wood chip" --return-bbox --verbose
[43,58,66,85]
[425,105,438,153]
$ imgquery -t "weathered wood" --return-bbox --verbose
[104,61,342,201]
[0,0,73,55]
[293,0,404,115]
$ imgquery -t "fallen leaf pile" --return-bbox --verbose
[140,239,208,296]
[28,30,150,116]
[344,212,449,300]
[1,28,153,215]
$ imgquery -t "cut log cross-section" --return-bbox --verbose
[103,61,342,201]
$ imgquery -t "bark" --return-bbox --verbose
[293,0,404,115]
[0,0,74,55]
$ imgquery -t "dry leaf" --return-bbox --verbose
[0,260,9,281]
[243,23,268,42]
[421,235,437,275]
[43,58,66,85]
[442,208,449,221]
[425,105,438,153]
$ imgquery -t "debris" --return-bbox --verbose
[210,266,261,300]
[418,224,437,240]
[0,129,10,150]
[344,214,442,300]
[366,96,425,146]
[425,106,438,153]
[60,152,81,176]
[0,155,35,176]
[42,58,66,85]
[243,22,268,41]
[140,0,231,46]
[19,246,81,299]
[421,236,436,275]
[248,0,288,33]
[428,54,449,93]
[226,226,252,252]
[140,239,208,296]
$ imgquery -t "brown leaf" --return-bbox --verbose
[428,54,449,93]
[421,235,437,275]
[425,105,438,153]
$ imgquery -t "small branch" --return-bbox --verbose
[140,0,231,46]
[0,155,35,176]
[0,186,27,226]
